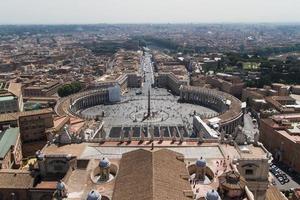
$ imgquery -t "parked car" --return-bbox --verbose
[135,90,142,95]
[284,178,290,184]
[278,177,285,185]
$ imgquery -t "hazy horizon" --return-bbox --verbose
[1,0,300,25]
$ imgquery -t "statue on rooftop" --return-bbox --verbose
[254,130,260,146]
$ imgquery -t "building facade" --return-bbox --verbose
[18,109,54,143]
[23,81,62,97]
[260,114,300,173]
[0,128,23,169]
[0,90,20,114]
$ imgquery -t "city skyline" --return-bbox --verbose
[1,0,300,24]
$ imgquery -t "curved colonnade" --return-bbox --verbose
[55,89,109,119]
[180,85,243,134]
[69,89,109,118]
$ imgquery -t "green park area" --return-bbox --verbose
[242,62,261,71]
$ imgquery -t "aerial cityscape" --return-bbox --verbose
[2,1,300,200]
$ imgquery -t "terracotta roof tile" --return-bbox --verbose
[0,170,34,189]
[112,149,192,200]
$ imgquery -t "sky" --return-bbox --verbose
[0,0,300,24]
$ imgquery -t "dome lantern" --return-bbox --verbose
[87,190,101,200]
[196,157,206,168]
[99,157,110,168]
[206,189,220,200]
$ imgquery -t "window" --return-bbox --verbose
[245,169,253,175]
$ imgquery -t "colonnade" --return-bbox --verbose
[180,86,227,113]
[180,85,243,134]
[70,89,109,114]
[220,113,243,134]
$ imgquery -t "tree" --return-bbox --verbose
[57,82,82,97]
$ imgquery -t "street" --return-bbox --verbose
[140,52,154,94]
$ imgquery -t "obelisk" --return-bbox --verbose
[147,87,151,117]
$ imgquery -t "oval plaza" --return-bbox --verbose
[55,53,244,143]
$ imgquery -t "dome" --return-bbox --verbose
[99,157,110,168]
[87,190,101,200]
[196,157,206,168]
[56,181,66,191]
[206,189,220,200]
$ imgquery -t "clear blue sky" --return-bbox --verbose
[1,0,300,24]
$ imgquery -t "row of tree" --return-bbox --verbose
[57,82,82,97]
[84,40,139,55]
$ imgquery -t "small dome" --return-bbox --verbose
[206,189,220,200]
[87,190,101,200]
[99,157,110,168]
[196,157,206,168]
[56,181,66,191]
[35,151,45,161]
